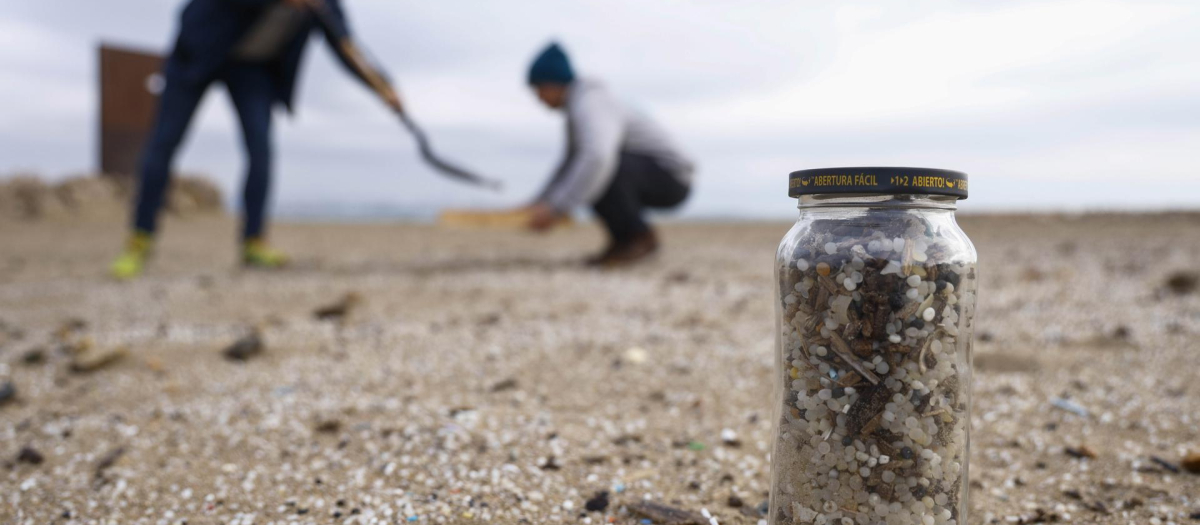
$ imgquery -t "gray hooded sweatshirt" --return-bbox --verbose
[539,79,695,211]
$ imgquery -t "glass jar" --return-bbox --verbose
[770,168,977,525]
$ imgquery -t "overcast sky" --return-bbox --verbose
[1,0,1198,218]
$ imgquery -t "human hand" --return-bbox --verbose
[379,85,403,114]
[527,203,563,232]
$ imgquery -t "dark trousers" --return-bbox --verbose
[592,152,690,244]
[134,62,275,239]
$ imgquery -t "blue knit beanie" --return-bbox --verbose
[527,42,575,85]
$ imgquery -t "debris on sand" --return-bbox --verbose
[622,347,648,365]
[315,420,342,434]
[17,446,45,465]
[626,501,708,525]
[20,346,46,365]
[719,428,741,448]
[94,447,126,479]
[1050,397,1089,418]
[69,345,129,373]
[489,378,519,392]
[584,491,609,512]
[222,330,264,362]
[1149,456,1181,474]
[54,317,87,341]
[1182,452,1200,474]
[0,381,15,406]
[314,292,362,321]
[1065,444,1098,459]
[538,456,561,471]
[1164,271,1198,295]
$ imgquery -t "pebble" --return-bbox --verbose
[17,446,45,465]
[70,345,129,373]
[314,291,363,321]
[0,381,15,406]
[584,491,609,512]
[816,262,831,276]
[1182,452,1200,474]
[222,331,264,362]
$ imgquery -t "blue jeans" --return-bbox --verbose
[134,62,275,239]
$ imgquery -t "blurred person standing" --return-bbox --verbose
[524,43,695,267]
[110,0,401,279]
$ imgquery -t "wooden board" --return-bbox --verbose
[437,208,573,230]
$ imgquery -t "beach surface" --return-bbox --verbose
[1,214,1198,524]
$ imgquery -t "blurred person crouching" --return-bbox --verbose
[524,43,696,267]
[110,0,402,279]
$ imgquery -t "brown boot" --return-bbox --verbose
[586,230,660,268]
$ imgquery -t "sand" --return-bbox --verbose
[1,214,1198,524]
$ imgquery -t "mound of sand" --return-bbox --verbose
[0,173,223,223]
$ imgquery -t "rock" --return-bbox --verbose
[490,378,519,392]
[626,501,707,525]
[20,346,46,365]
[222,330,264,361]
[70,345,129,373]
[315,420,342,433]
[1065,444,1097,459]
[1182,452,1200,474]
[16,446,44,465]
[538,456,561,471]
[720,428,741,448]
[314,292,362,321]
[1165,271,1198,295]
[622,347,648,365]
[1050,397,1090,418]
[94,447,126,478]
[726,494,744,508]
[584,491,609,512]
[0,381,15,406]
[1150,456,1181,474]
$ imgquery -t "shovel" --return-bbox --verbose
[309,0,502,191]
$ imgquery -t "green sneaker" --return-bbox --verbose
[242,238,288,269]
[110,232,154,280]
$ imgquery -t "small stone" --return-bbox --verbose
[315,420,342,433]
[69,345,129,373]
[623,347,649,365]
[584,491,609,512]
[1164,271,1198,295]
[816,262,831,277]
[1182,452,1200,474]
[20,347,46,365]
[726,494,744,508]
[16,446,44,465]
[1065,444,1098,459]
[720,428,741,448]
[0,381,15,406]
[490,378,519,392]
[94,447,126,478]
[222,330,264,362]
[314,291,363,321]
[900,447,914,460]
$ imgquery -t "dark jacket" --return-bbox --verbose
[165,0,359,111]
